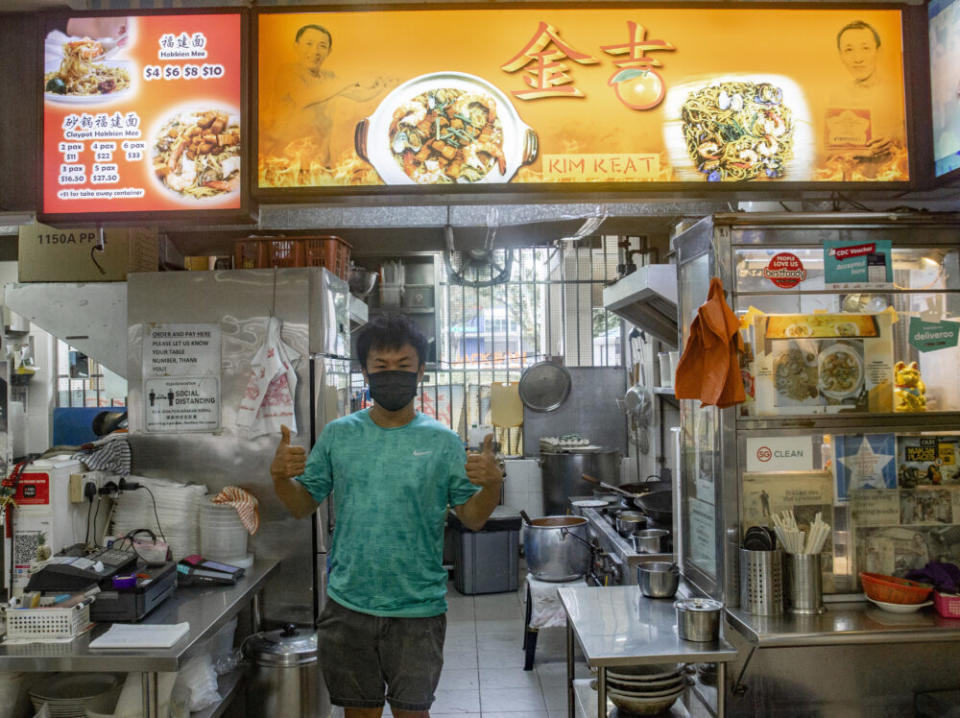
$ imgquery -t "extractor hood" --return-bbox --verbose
[602,264,678,347]
[4,282,127,378]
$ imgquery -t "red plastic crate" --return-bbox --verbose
[233,236,351,278]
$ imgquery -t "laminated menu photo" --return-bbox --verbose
[748,312,894,416]
[897,435,960,487]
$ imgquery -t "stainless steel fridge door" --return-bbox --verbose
[126,268,334,626]
[310,270,350,359]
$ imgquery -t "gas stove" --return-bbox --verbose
[577,504,674,586]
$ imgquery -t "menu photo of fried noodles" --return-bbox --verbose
[44,39,130,98]
[153,110,240,200]
[680,81,795,181]
[389,88,504,184]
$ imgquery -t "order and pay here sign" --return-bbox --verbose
[257,7,910,189]
[41,12,243,218]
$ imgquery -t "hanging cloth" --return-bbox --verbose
[674,277,745,408]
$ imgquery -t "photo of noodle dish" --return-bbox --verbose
[818,343,863,400]
[773,346,819,402]
[44,39,130,102]
[152,109,240,200]
[680,81,794,181]
[389,88,504,184]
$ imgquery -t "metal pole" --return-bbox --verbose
[566,620,575,718]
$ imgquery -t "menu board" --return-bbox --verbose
[41,12,244,218]
[257,8,909,190]
[929,0,960,179]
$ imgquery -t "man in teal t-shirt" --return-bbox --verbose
[271,313,504,718]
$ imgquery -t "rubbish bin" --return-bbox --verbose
[449,506,521,595]
[243,623,330,718]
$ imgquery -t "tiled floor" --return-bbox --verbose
[331,577,590,717]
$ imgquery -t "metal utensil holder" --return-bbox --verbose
[786,553,824,615]
[739,548,784,616]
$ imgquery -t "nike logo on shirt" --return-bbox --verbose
[413,450,432,456]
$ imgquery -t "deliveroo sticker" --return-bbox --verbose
[909,317,960,352]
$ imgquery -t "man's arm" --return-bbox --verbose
[454,434,504,531]
[271,424,319,519]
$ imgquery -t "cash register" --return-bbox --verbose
[26,542,177,622]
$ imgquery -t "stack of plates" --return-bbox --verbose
[110,476,208,560]
[606,663,687,716]
[29,673,121,717]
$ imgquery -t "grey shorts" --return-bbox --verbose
[316,598,446,711]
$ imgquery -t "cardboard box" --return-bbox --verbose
[18,222,158,282]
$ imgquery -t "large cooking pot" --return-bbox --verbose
[524,516,592,582]
[355,71,538,185]
[243,623,329,718]
[540,448,621,515]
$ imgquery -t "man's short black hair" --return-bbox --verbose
[836,21,881,50]
[295,24,332,49]
[356,313,429,370]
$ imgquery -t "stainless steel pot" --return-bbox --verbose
[615,511,646,537]
[633,528,670,554]
[675,598,723,643]
[523,516,592,582]
[638,562,680,598]
[540,448,621,515]
[243,623,329,718]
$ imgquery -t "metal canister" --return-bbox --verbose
[675,598,723,643]
[243,623,329,718]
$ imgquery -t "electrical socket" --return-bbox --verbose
[68,474,84,503]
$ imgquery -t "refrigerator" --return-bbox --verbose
[126,268,351,626]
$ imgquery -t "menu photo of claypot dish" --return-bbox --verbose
[151,107,241,201]
[746,312,894,415]
[355,72,539,185]
[44,37,132,103]
[662,74,814,182]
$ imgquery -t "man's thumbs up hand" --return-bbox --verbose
[466,433,504,489]
[272,424,306,483]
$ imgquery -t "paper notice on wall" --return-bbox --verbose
[849,489,900,527]
[688,497,716,575]
[741,471,833,534]
[144,323,221,377]
[144,376,220,432]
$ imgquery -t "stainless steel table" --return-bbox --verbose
[558,585,738,718]
[0,559,279,718]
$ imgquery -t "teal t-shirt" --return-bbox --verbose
[296,409,480,617]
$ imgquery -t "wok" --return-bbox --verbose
[633,489,673,524]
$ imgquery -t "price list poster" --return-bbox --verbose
[40,12,244,219]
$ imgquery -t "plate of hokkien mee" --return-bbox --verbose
[662,74,814,183]
[44,38,132,104]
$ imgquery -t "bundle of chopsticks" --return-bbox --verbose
[771,510,831,555]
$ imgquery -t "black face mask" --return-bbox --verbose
[368,370,419,412]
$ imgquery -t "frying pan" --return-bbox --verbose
[633,489,673,524]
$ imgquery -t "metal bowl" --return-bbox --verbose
[615,510,646,537]
[637,562,680,598]
[633,529,670,554]
[607,686,684,715]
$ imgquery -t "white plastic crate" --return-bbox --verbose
[5,604,91,641]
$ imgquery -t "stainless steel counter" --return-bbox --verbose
[0,559,278,673]
[0,559,279,718]
[727,601,960,648]
[559,584,739,718]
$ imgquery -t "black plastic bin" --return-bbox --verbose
[449,506,521,595]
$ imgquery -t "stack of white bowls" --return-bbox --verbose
[605,663,687,716]
[200,500,249,563]
[29,673,121,717]
[110,476,208,560]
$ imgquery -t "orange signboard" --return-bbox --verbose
[257,7,909,189]
[41,12,244,218]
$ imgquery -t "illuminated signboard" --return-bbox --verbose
[257,7,909,190]
[41,11,245,219]
[929,0,960,179]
